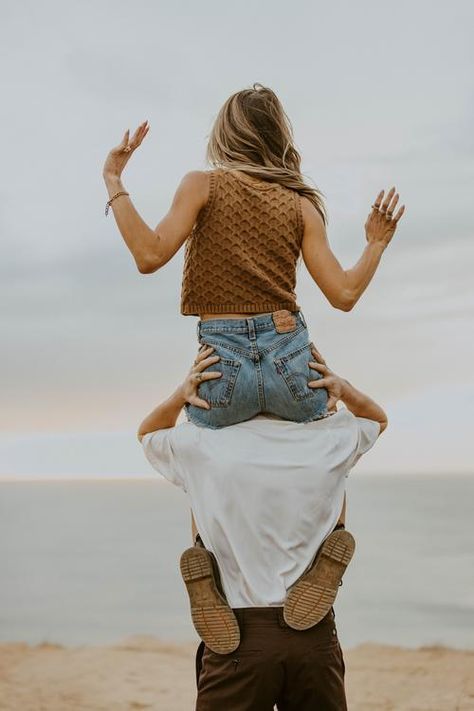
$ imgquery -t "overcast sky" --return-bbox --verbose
[1,0,473,476]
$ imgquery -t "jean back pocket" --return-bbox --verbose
[274,342,321,402]
[198,357,241,408]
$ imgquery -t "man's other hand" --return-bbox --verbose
[307,344,345,411]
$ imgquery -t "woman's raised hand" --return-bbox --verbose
[180,345,222,410]
[364,187,405,249]
[102,121,150,180]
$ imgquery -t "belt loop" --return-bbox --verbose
[298,310,307,329]
[197,319,201,342]
[247,318,256,341]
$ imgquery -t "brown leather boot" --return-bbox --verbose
[179,536,240,654]
[283,527,355,631]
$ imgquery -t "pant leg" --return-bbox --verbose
[195,608,285,711]
[195,640,205,687]
[277,609,347,711]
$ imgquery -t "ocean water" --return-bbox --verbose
[0,475,473,650]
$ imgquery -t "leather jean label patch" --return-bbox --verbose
[272,310,297,333]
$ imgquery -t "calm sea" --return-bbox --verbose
[0,475,473,649]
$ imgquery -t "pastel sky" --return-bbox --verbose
[1,0,473,477]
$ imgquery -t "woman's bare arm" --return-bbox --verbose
[103,124,209,273]
[104,171,208,273]
[300,190,405,311]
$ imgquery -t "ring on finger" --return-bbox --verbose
[195,373,203,382]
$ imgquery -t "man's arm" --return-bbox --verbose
[308,345,388,433]
[137,345,221,441]
[137,387,186,442]
[338,379,388,433]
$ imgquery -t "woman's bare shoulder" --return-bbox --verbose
[176,170,212,206]
[300,195,326,237]
[179,169,210,188]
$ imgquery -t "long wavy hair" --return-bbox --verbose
[206,83,327,225]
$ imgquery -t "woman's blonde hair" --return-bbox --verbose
[206,83,327,225]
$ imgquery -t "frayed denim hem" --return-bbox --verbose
[184,405,227,430]
[300,409,334,425]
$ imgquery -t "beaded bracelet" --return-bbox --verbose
[105,191,129,216]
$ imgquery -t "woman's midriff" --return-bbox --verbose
[199,312,273,320]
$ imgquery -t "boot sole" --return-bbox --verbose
[283,529,356,631]
[179,545,240,654]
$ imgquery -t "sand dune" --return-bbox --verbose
[0,637,473,710]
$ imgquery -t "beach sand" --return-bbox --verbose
[0,637,473,710]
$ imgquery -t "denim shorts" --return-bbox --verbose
[184,310,329,429]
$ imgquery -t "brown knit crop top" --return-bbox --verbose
[180,168,303,315]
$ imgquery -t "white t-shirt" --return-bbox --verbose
[141,408,380,608]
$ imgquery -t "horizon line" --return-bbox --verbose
[1,471,473,483]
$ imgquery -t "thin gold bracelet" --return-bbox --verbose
[105,191,129,216]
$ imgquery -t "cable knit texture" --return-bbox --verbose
[180,168,303,315]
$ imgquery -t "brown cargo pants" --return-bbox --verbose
[195,606,347,711]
